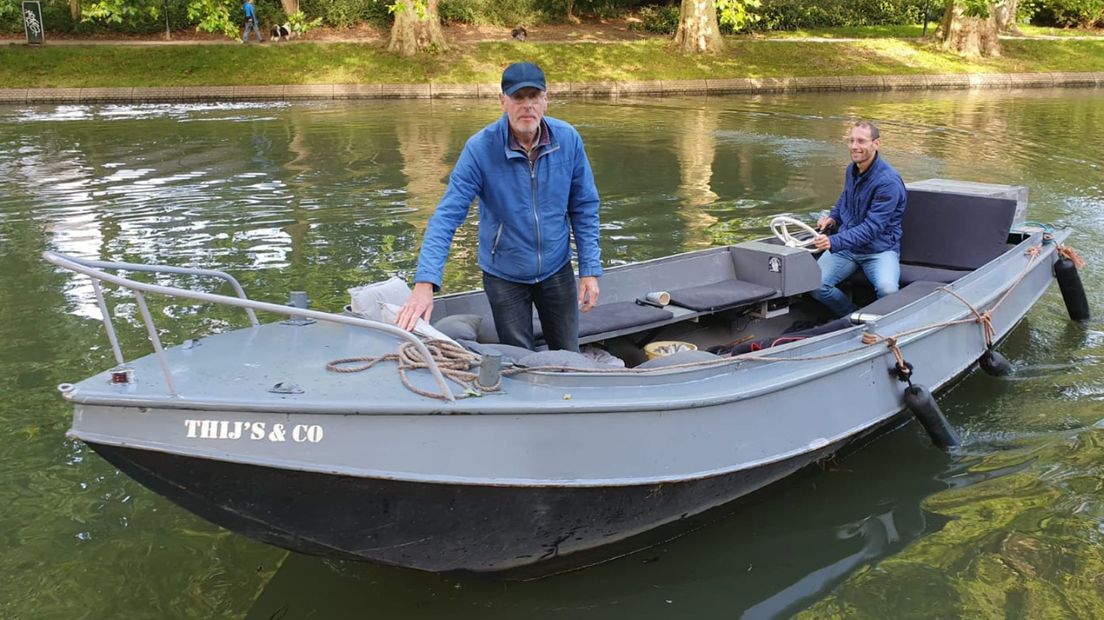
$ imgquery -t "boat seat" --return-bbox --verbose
[856,280,944,316]
[846,262,968,287]
[475,301,675,345]
[667,279,777,313]
[539,301,674,340]
[844,189,1017,289]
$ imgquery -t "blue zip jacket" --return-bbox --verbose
[827,153,907,254]
[243,2,256,20]
[413,114,602,289]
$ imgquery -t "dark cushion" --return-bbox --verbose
[432,314,482,342]
[845,262,968,288]
[899,264,969,285]
[668,279,776,313]
[901,189,1017,270]
[457,340,533,365]
[577,302,674,338]
[858,280,943,316]
[479,301,674,344]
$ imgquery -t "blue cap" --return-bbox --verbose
[501,62,546,96]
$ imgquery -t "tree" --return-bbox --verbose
[387,0,447,56]
[280,0,299,14]
[939,0,1001,57]
[993,0,1019,34]
[673,0,725,54]
[673,1,760,55]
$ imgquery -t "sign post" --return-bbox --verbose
[23,2,44,45]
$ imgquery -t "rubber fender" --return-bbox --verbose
[978,349,1012,376]
[904,384,960,450]
[1054,258,1090,322]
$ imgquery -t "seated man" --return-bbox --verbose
[811,121,907,318]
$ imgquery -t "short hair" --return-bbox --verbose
[852,121,880,141]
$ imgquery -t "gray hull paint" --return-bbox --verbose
[64,231,1065,573]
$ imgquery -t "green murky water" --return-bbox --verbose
[1,90,1102,618]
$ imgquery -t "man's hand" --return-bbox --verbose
[395,282,435,331]
[817,216,836,232]
[813,234,832,251]
[578,276,599,313]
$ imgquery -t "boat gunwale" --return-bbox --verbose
[60,230,1060,416]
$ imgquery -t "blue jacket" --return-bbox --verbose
[827,153,907,255]
[243,2,256,20]
[414,114,602,289]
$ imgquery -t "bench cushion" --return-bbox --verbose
[858,280,943,316]
[537,301,674,339]
[668,279,776,313]
[478,301,675,344]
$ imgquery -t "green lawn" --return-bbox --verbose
[2,36,1103,88]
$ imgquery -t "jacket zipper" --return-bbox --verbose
[490,223,504,262]
[529,155,541,277]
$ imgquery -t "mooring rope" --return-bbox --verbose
[327,340,492,400]
[327,240,1083,399]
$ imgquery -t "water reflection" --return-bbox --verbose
[1,89,1103,617]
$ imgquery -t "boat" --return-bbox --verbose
[47,179,1089,577]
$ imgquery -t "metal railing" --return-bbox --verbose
[43,251,454,401]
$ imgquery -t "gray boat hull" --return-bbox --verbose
[60,223,1069,575]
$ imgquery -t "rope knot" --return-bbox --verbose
[861,332,880,345]
[1057,244,1086,269]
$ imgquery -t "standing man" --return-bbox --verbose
[395,62,602,352]
[810,121,907,318]
[241,0,264,43]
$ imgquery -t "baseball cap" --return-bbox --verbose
[501,62,546,96]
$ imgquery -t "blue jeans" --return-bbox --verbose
[483,262,579,352]
[242,19,263,42]
[811,249,900,318]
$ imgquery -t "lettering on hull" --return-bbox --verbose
[183,420,324,443]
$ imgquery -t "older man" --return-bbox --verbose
[811,121,907,318]
[395,62,602,352]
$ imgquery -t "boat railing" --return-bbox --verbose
[42,251,455,402]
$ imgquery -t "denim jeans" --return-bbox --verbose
[483,262,579,352]
[242,19,263,42]
[810,249,900,318]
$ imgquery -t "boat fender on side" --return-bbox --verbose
[978,348,1012,376]
[1054,257,1090,322]
[903,384,961,450]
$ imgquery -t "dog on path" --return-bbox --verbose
[270,23,294,41]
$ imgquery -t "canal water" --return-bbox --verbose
[1,89,1101,618]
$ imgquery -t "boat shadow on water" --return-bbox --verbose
[244,431,956,619]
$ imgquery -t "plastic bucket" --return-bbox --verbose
[643,340,697,361]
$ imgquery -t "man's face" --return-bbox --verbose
[847,126,879,168]
[500,88,548,136]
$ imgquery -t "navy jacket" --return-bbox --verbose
[414,114,602,289]
[827,153,907,255]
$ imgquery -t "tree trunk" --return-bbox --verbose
[939,1,1001,57]
[69,0,81,21]
[993,0,1019,34]
[281,1,300,15]
[673,0,724,54]
[388,0,447,56]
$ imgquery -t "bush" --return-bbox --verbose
[634,4,679,34]
[299,0,391,28]
[751,0,927,31]
[1030,0,1104,27]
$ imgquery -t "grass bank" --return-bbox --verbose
[2,37,1104,89]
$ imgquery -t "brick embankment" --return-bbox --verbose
[1,73,1102,103]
